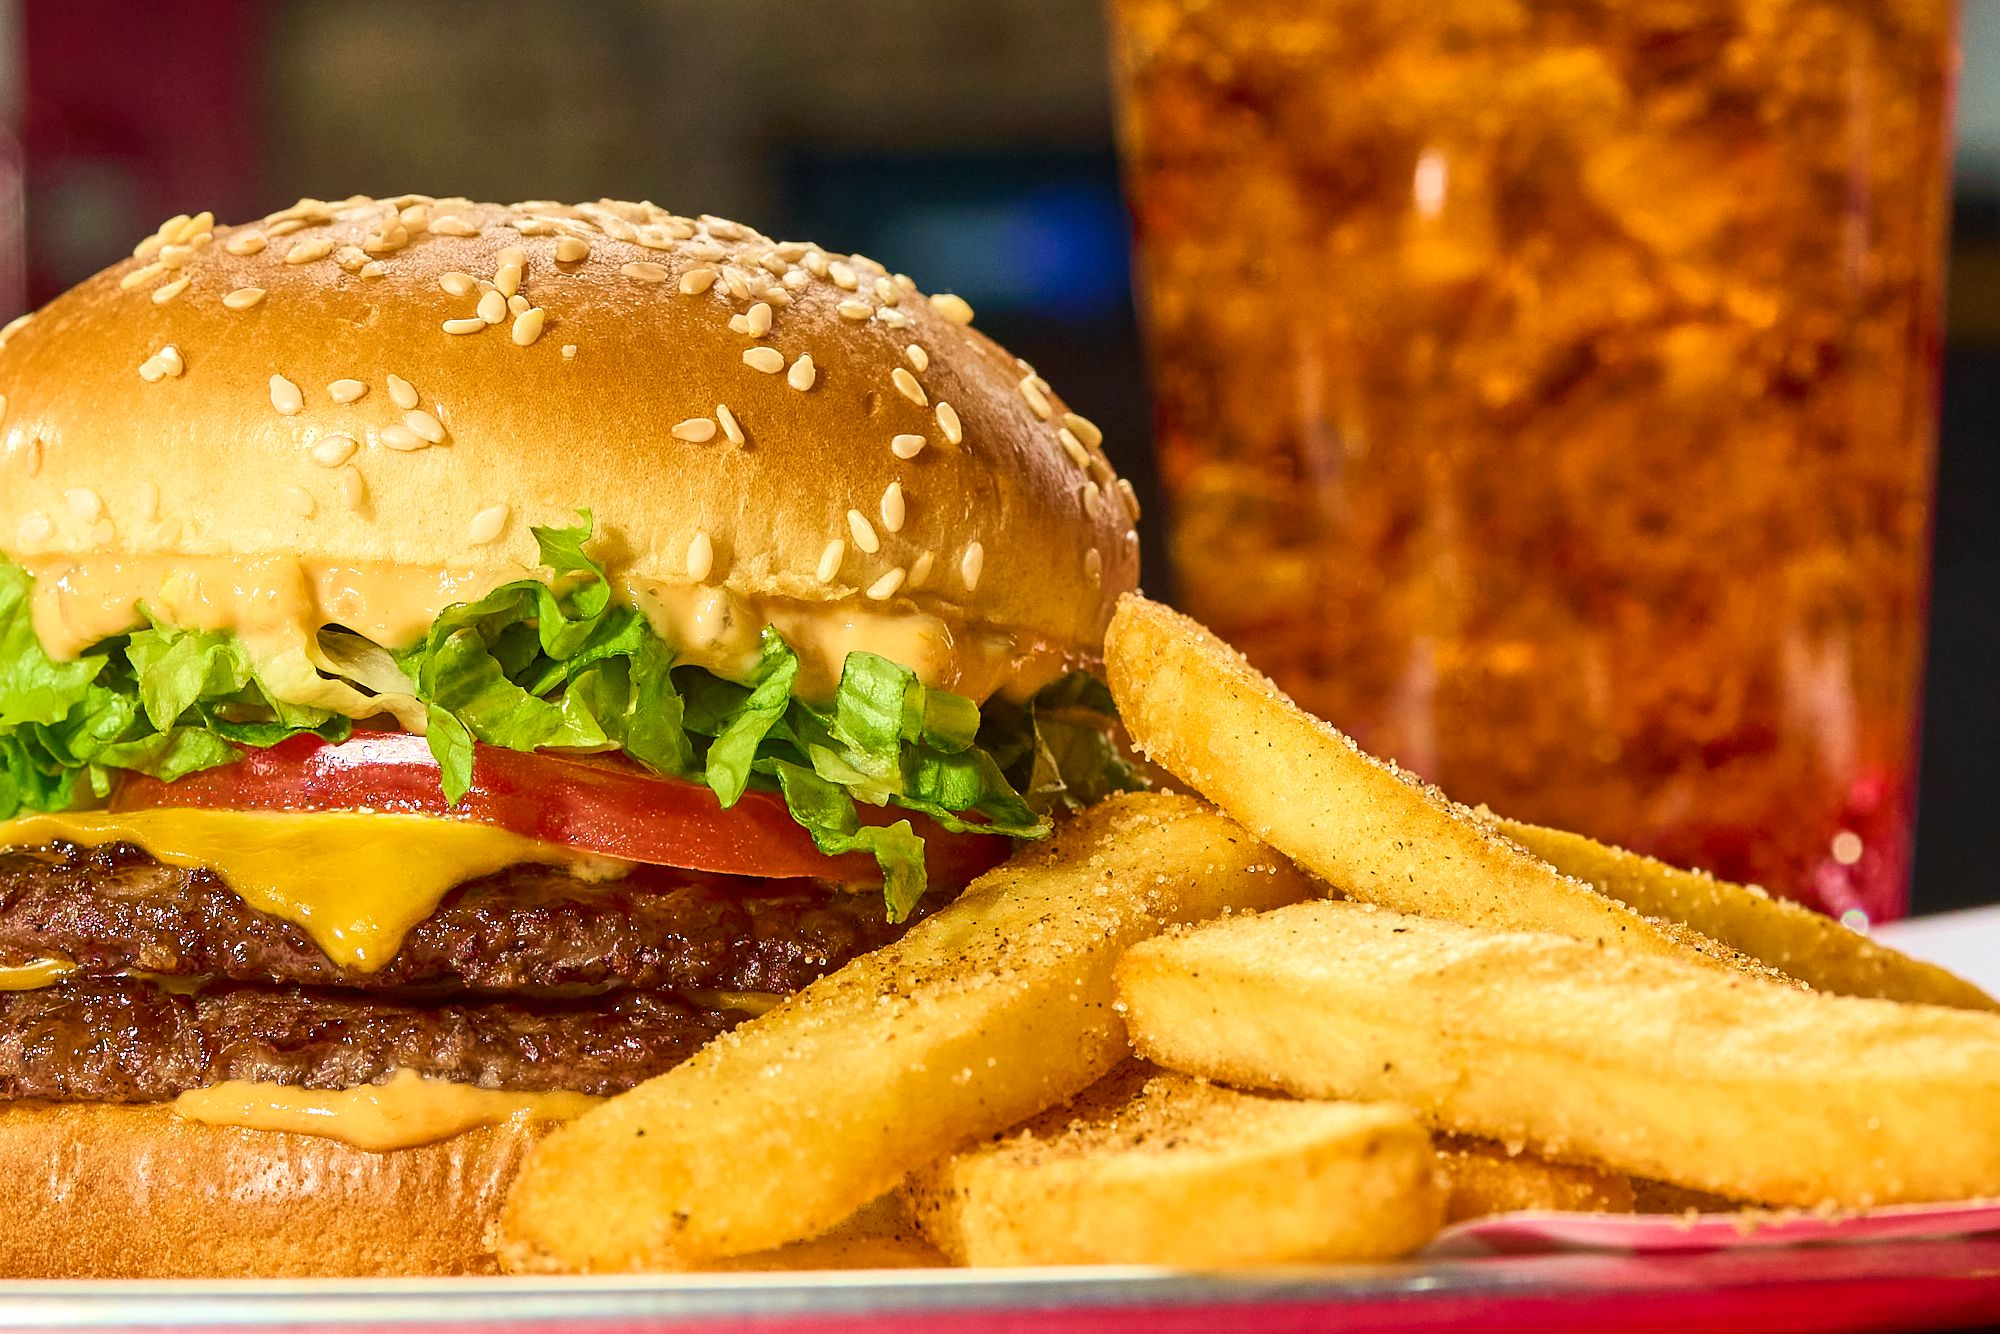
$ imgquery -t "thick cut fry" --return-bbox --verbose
[1105,597,1761,970]
[716,1196,947,1272]
[901,1064,1443,1266]
[500,793,1311,1271]
[1499,817,1998,1011]
[1433,1136,1635,1221]
[1117,900,2000,1208]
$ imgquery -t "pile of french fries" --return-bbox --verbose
[498,596,2000,1273]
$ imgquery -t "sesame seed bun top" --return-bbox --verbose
[0,195,1139,693]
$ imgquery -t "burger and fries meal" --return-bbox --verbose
[0,195,1994,1278]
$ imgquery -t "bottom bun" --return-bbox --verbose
[0,1101,546,1277]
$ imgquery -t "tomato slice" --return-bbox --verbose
[110,732,1013,888]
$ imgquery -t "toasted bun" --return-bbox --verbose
[0,1102,945,1277]
[0,1101,537,1276]
[0,197,1138,661]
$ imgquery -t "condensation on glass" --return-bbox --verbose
[1111,0,1953,922]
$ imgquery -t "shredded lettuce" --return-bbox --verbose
[0,561,349,820]
[0,517,1142,919]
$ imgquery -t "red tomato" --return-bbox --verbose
[110,732,1013,888]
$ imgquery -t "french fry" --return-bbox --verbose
[1433,1136,1635,1221]
[1499,817,1997,1011]
[901,1064,1443,1266]
[1117,900,2000,1208]
[715,1196,948,1272]
[499,793,1312,1272]
[1104,596,1769,973]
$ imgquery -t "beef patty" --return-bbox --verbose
[0,840,940,1103]
[0,840,931,994]
[0,977,733,1100]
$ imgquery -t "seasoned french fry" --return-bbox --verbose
[1117,900,2000,1208]
[1104,596,1767,972]
[901,1064,1443,1266]
[499,793,1312,1272]
[1433,1136,1635,1221]
[1499,817,1997,1011]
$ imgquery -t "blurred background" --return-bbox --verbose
[5,0,1995,914]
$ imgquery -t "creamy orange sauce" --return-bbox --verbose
[20,554,1077,705]
[172,1069,601,1151]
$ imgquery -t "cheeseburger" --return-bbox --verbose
[0,196,1140,1275]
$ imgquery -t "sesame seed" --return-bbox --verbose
[476,290,507,325]
[633,225,675,252]
[787,355,817,392]
[120,262,166,291]
[442,317,486,335]
[404,409,446,444]
[333,245,369,274]
[430,215,479,237]
[745,302,772,337]
[156,345,184,376]
[878,308,909,328]
[905,344,929,372]
[338,468,366,510]
[136,481,160,523]
[439,272,477,298]
[866,568,905,601]
[468,504,510,545]
[138,357,166,384]
[728,314,751,335]
[223,231,267,256]
[874,277,900,306]
[686,530,714,582]
[508,294,532,316]
[495,264,523,299]
[763,287,792,307]
[1085,547,1103,585]
[384,375,417,410]
[908,550,935,590]
[891,367,927,407]
[561,344,578,359]
[359,260,389,279]
[380,424,425,451]
[1058,430,1091,470]
[837,300,871,321]
[328,379,367,404]
[554,235,590,263]
[269,375,304,416]
[1062,411,1103,449]
[17,512,52,545]
[1019,376,1053,420]
[1080,481,1103,518]
[803,251,829,278]
[157,243,196,270]
[891,433,926,460]
[672,417,718,443]
[680,267,719,295]
[935,401,963,445]
[743,346,784,374]
[595,215,638,243]
[223,286,266,310]
[782,269,810,291]
[816,539,846,584]
[497,245,526,270]
[847,509,880,555]
[961,541,985,591]
[399,204,430,230]
[312,435,358,467]
[684,241,726,263]
[285,237,333,265]
[267,219,306,238]
[716,403,744,446]
[621,261,669,284]
[151,274,190,304]
[880,482,906,533]
[65,487,102,521]
[828,261,859,291]
[284,486,315,518]
[758,252,789,276]
[512,307,546,346]
[723,271,751,300]
[1116,477,1141,520]
[931,293,975,325]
